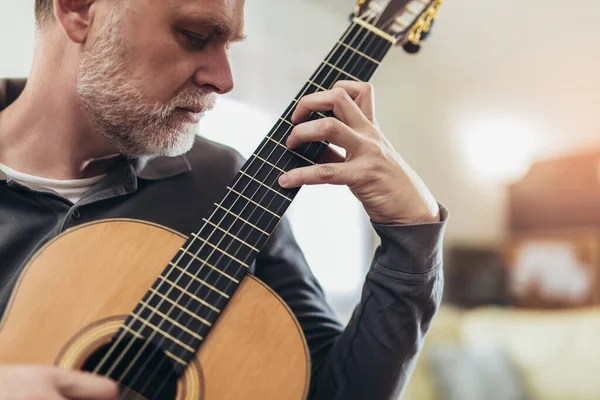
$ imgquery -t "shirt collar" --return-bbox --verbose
[0,78,192,182]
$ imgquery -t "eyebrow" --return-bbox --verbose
[182,15,247,43]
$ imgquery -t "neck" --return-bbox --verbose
[0,33,119,180]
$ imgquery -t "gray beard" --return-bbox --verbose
[76,4,214,157]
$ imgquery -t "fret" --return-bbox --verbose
[145,285,213,327]
[299,81,321,96]
[170,260,231,299]
[226,186,282,219]
[291,141,327,165]
[174,253,238,282]
[323,61,360,82]
[255,136,299,167]
[252,154,286,174]
[218,183,284,237]
[340,23,391,64]
[201,217,261,252]
[314,64,360,90]
[145,286,216,343]
[164,350,187,366]
[279,117,295,128]
[153,279,221,313]
[213,203,270,237]
[308,79,328,92]
[337,41,381,65]
[243,151,289,185]
[206,205,269,248]
[266,136,316,165]
[143,285,217,337]
[139,300,204,341]
[134,296,211,345]
[327,45,380,80]
[121,324,145,340]
[240,171,292,202]
[129,313,196,353]
[190,233,251,271]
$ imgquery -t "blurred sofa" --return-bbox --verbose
[402,305,600,400]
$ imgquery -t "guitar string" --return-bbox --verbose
[121,5,394,396]
[119,18,383,390]
[103,3,394,395]
[131,9,396,397]
[98,15,371,381]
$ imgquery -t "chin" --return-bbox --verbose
[152,131,197,157]
[118,128,197,159]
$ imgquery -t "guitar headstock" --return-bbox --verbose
[353,0,444,52]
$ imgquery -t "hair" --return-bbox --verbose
[34,0,54,29]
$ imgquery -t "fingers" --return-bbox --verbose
[291,81,376,128]
[287,118,361,152]
[332,81,376,123]
[291,88,368,130]
[279,162,356,188]
[54,369,119,400]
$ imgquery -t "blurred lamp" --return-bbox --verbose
[460,116,541,182]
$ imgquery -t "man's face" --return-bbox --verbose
[77,0,245,157]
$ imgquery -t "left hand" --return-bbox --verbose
[278,81,440,225]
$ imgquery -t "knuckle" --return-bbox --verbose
[361,82,374,94]
[321,117,340,134]
[332,88,348,102]
[317,164,338,181]
[364,142,389,172]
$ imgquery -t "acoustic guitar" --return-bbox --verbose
[0,0,443,398]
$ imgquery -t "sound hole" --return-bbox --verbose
[81,338,178,400]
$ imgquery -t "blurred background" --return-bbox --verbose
[3,0,600,399]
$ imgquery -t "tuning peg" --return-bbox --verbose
[420,21,435,41]
[402,42,421,54]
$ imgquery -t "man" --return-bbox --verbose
[0,0,447,399]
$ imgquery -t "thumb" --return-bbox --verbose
[54,369,119,400]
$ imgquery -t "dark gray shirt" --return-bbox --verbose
[0,78,447,400]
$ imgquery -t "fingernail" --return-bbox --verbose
[279,174,289,187]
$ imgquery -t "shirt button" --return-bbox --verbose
[72,209,81,220]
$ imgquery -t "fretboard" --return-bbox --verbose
[116,20,394,376]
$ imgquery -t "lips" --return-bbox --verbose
[177,106,204,114]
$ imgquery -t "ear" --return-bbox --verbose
[53,0,97,43]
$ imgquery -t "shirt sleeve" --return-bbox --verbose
[253,205,448,400]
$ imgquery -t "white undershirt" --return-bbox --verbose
[0,163,107,204]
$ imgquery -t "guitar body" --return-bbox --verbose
[0,219,310,399]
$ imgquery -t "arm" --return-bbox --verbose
[270,80,448,399]
[255,207,446,399]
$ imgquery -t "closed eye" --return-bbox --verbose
[181,30,209,50]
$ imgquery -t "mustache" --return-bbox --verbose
[170,88,217,113]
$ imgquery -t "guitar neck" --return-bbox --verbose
[128,20,394,373]
[199,20,394,265]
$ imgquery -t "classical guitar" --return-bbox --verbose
[0,0,443,398]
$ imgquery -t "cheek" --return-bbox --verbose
[121,22,196,104]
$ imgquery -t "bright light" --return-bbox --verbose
[460,116,542,182]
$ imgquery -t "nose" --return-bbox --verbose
[192,47,234,95]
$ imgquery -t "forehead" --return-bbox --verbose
[165,0,245,39]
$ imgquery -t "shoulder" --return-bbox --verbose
[185,135,246,179]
